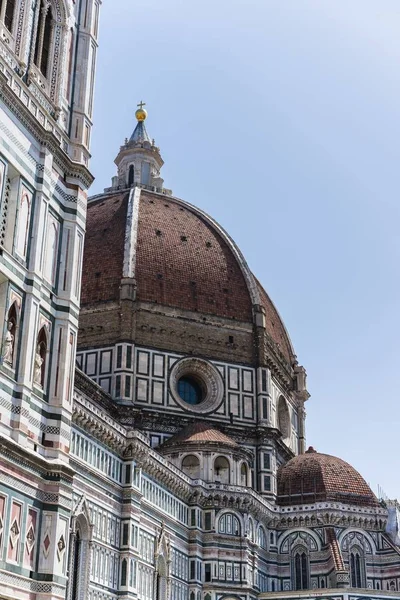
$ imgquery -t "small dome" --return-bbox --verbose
[159,421,238,449]
[277,447,378,507]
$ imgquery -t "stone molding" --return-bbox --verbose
[169,357,224,415]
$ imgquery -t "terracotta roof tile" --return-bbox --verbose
[159,421,237,448]
[81,193,128,304]
[277,447,378,507]
[135,191,253,320]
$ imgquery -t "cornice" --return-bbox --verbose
[0,71,93,189]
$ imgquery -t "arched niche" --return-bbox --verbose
[181,454,200,479]
[278,395,290,439]
[214,456,230,484]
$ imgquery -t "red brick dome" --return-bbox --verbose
[81,189,294,363]
[277,447,378,507]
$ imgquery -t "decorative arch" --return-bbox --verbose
[292,544,309,590]
[278,528,322,554]
[338,528,375,554]
[66,496,93,600]
[217,512,241,536]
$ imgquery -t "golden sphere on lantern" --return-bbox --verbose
[135,106,147,121]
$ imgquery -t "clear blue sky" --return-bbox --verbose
[90,1,400,499]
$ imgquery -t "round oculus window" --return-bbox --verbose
[177,375,205,405]
[170,357,224,414]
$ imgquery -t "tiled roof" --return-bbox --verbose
[159,421,238,448]
[135,191,253,320]
[277,447,379,508]
[80,189,295,365]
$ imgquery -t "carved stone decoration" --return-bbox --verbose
[56,534,65,562]
[9,519,20,548]
[169,357,224,415]
[26,524,35,555]
[2,320,14,365]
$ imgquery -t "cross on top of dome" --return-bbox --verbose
[135,100,147,122]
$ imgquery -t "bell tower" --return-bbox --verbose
[0,1,102,598]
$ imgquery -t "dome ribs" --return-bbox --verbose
[135,192,253,320]
[81,193,128,305]
[277,450,379,508]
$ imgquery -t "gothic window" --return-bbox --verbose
[214,456,230,484]
[67,510,92,600]
[34,1,54,78]
[0,0,16,33]
[350,547,365,588]
[128,164,134,186]
[34,326,48,387]
[15,189,31,259]
[181,455,200,479]
[293,547,309,590]
[218,513,241,536]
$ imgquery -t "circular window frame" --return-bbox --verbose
[170,357,224,414]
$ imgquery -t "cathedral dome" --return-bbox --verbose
[81,189,294,364]
[277,447,379,507]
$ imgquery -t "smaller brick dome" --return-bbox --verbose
[277,447,378,507]
[159,421,238,449]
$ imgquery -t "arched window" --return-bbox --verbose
[218,512,241,536]
[278,395,290,439]
[214,456,230,484]
[240,463,248,486]
[181,455,200,479]
[121,558,127,586]
[66,509,92,600]
[34,326,47,387]
[258,526,267,549]
[293,547,309,590]
[0,0,16,32]
[350,547,365,588]
[15,191,31,259]
[34,1,53,78]
[128,165,135,186]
